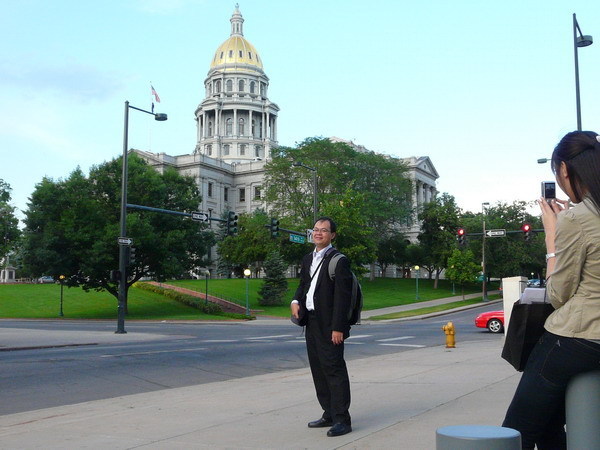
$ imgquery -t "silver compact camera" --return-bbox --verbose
[541,181,556,201]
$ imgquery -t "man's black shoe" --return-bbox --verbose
[307,417,333,428]
[327,423,352,437]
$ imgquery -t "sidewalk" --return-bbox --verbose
[0,294,519,449]
[361,290,502,320]
[0,339,519,449]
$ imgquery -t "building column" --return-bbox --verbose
[233,109,238,136]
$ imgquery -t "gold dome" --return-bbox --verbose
[210,35,263,72]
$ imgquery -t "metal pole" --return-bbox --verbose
[59,282,64,317]
[415,268,420,300]
[482,203,489,301]
[117,101,129,334]
[205,272,209,306]
[574,13,582,131]
[574,14,582,130]
[245,276,250,316]
[312,169,317,224]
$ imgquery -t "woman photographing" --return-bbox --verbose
[503,131,600,449]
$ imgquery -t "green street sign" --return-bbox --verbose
[289,234,306,244]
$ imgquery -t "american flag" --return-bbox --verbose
[151,85,161,103]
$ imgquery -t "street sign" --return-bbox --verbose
[485,229,506,238]
[306,229,314,243]
[191,211,209,222]
[118,237,133,246]
[289,234,306,244]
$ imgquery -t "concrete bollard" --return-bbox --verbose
[436,425,521,450]
[566,370,600,449]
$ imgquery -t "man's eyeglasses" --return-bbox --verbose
[312,228,331,233]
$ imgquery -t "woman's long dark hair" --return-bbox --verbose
[552,131,600,214]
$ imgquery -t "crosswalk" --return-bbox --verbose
[230,334,427,348]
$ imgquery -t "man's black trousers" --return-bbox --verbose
[305,311,351,425]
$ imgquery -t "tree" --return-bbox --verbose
[376,232,408,277]
[257,250,288,306]
[418,193,462,288]
[446,249,480,299]
[460,201,545,280]
[217,209,278,276]
[0,180,20,263]
[264,137,413,254]
[22,154,214,306]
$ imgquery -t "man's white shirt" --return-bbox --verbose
[305,244,332,311]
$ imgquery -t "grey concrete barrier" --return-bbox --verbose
[566,370,600,449]
[436,425,521,450]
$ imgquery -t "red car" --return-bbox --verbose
[474,310,504,333]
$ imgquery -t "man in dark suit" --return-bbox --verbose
[291,217,353,437]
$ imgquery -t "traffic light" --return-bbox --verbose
[457,228,466,246]
[522,223,532,241]
[227,211,239,235]
[125,247,136,266]
[270,217,280,238]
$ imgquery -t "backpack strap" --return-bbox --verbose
[328,253,345,280]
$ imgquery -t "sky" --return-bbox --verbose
[2,0,600,224]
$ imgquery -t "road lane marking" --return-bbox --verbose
[101,347,207,357]
[346,335,372,339]
[376,336,416,342]
[379,343,426,348]
[245,335,293,340]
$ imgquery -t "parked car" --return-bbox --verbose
[474,310,504,333]
[37,276,55,284]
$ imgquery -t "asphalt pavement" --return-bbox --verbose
[0,292,521,449]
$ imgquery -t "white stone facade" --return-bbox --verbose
[135,6,440,274]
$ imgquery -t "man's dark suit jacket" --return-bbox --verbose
[293,248,354,338]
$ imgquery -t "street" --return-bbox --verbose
[0,304,501,415]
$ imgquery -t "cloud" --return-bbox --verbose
[0,62,125,103]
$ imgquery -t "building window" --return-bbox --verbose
[248,52,252,59]
[239,118,245,135]
[208,182,213,197]
[239,188,246,202]
[254,186,261,200]
[226,118,233,135]
[220,52,224,59]
[223,144,230,156]
[206,144,212,156]
[238,79,244,92]
[224,187,229,202]
[255,145,261,158]
[239,50,243,57]
[260,83,265,96]
[239,144,246,156]
[252,120,257,137]
[208,121,213,136]
[228,50,233,57]
[215,80,221,93]
[226,79,233,92]
[250,81,255,94]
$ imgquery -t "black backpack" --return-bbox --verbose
[328,253,363,325]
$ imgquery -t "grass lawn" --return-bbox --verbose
[0,283,227,320]
[0,278,498,320]
[166,277,493,318]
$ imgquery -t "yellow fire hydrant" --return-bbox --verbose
[442,321,456,348]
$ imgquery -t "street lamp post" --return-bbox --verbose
[573,13,593,131]
[292,161,318,224]
[204,269,210,306]
[414,265,420,300]
[117,101,167,334]
[58,274,65,317]
[481,202,490,301]
[244,268,251,317]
